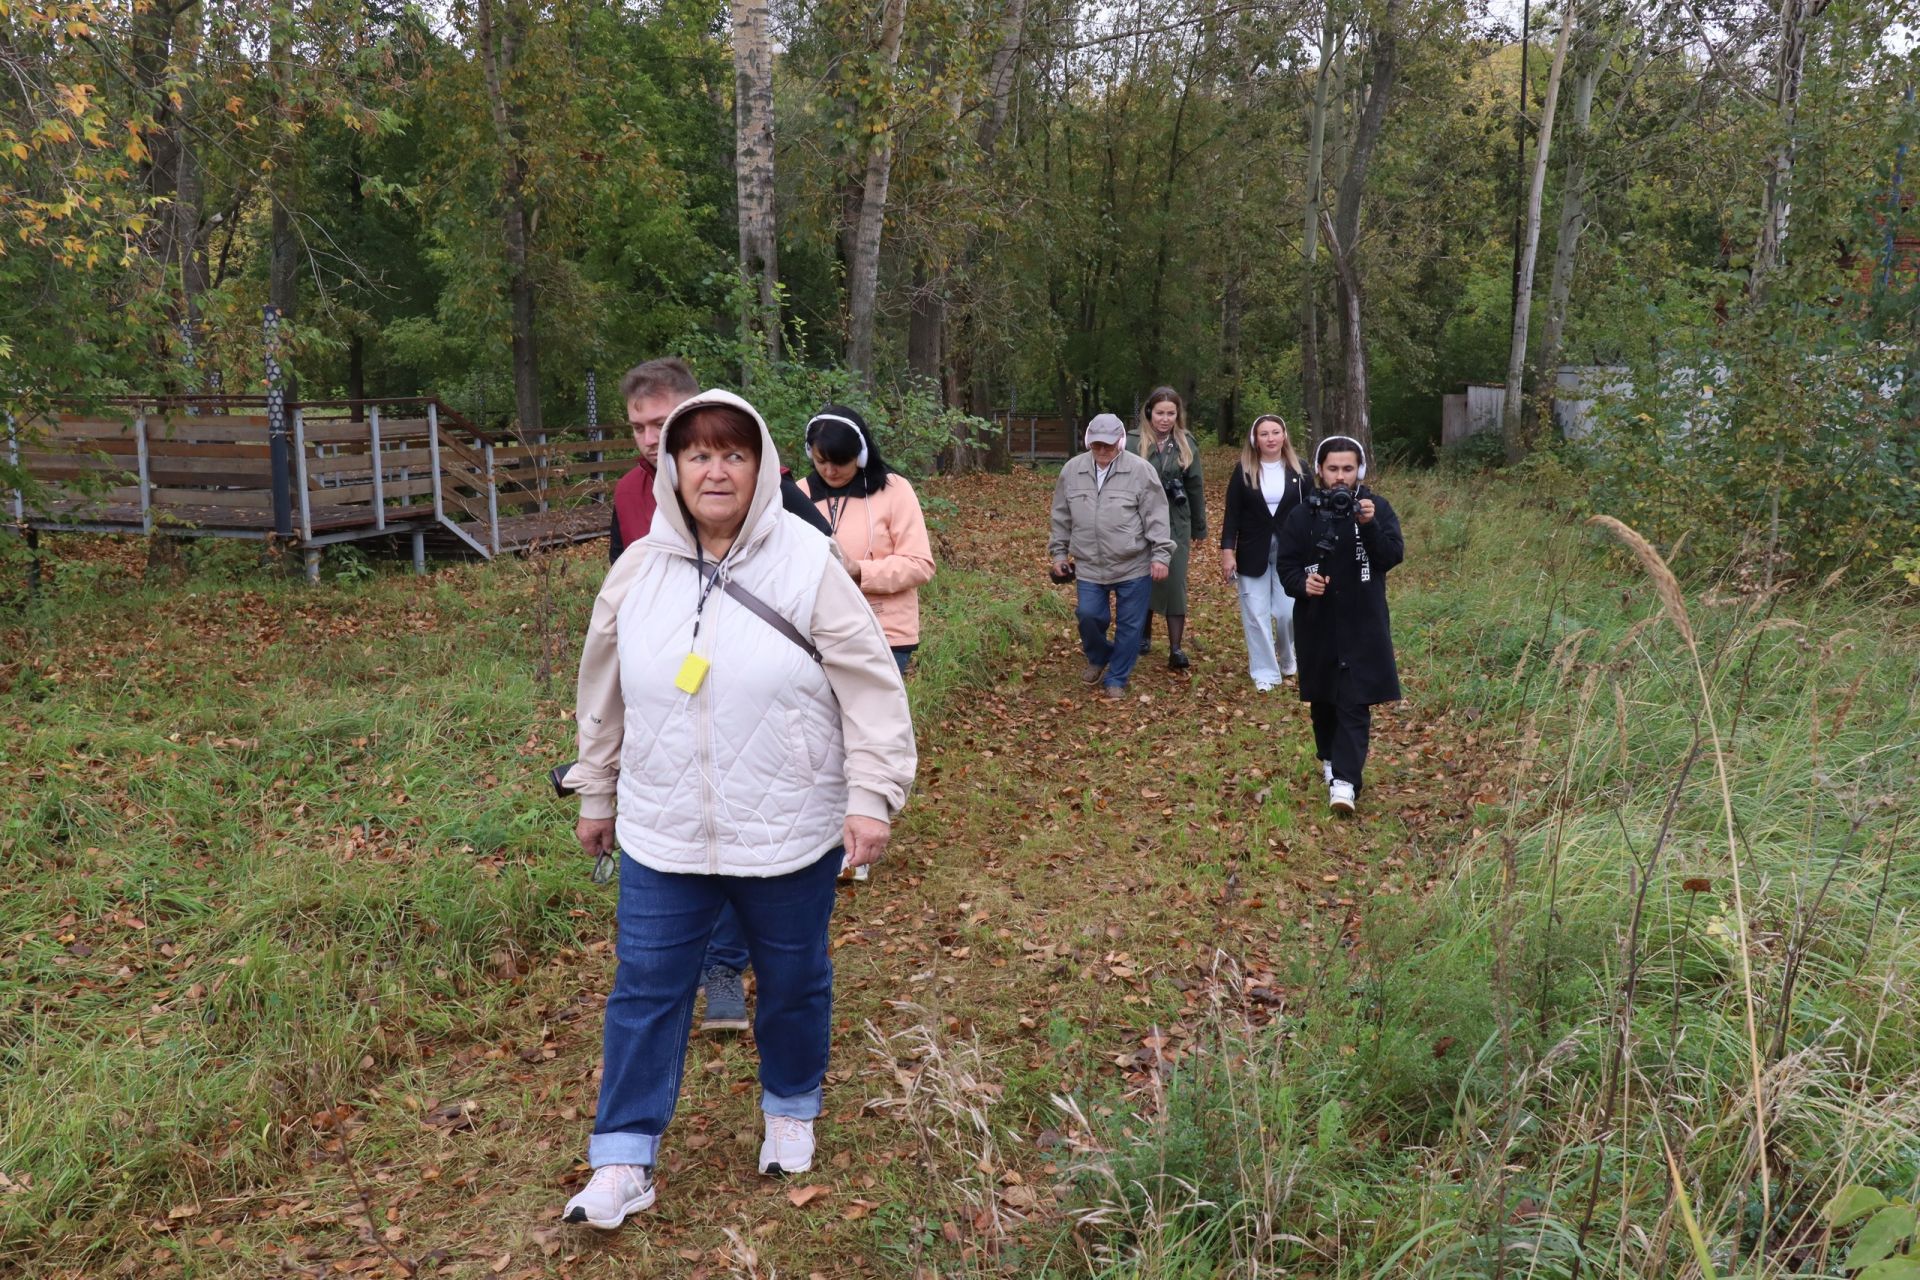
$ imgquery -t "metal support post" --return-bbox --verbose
[427,402,444,521]
[411,530,426,575]
[483,440,500,555]
[134,413,153,534]
[369,406,386,530]
[292,408,313,542]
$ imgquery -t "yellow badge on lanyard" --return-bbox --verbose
[675,652,711,694]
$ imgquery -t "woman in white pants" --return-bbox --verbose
[1218,415,1306,691]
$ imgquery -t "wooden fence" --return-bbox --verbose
[988,410,1075,459]
[7,397,623,575]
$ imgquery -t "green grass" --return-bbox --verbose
[0,532,1064,1270]
[1056,471,1920,1278]
[6,469,1916,1278]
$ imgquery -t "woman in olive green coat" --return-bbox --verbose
[1135,386,1206,669]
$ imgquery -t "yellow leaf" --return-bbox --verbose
[54,82,92,116]
[124,128,149,165]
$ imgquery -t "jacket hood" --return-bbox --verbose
[649,388,787,563]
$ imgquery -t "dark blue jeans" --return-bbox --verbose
[589,848,841,1169]
[1076,575,1152,689]
[704,904,750,973]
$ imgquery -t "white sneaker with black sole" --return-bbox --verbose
[1329,779,1356,814]
[563,1163,655,1229]
[758,1114,815,1176]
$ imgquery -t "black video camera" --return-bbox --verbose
[1305,484,1364,581]
[1304,483,1358,521]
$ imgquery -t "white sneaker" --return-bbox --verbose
[1254,680,1275,692]
[758,1114,815,1176]
[1321,759,1334,785]
[1329,780,1356,814]
[563,1163,655,1229]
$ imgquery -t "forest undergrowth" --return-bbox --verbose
[2,458,1916,1279]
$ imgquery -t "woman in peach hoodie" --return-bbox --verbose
[801,405,936,676]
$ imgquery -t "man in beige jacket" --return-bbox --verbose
[1048,413,1175,699]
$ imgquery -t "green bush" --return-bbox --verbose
[680,275,996,477]
[1580,306,1920,579]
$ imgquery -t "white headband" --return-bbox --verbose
[806,413,869,469]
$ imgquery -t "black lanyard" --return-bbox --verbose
[691,545,725,643]
[824,494,850,535]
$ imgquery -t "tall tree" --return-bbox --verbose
[1537,12,1606,389]
[1748,0,1833,301]
[734,0,780,361]
[1324,0,1404,453]
[475,0,540,431]
[846,0,909,383]
[1300,5,1341,442]
[1501,0,1574,462]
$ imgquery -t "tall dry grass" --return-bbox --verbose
[1059,476,1920,1278]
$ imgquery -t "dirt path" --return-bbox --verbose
[155,461,1471,1280]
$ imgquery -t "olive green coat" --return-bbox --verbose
[1137,433,1206,615]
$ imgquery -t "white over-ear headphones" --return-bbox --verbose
[805,413,869,469]
[1316,434,1368,481]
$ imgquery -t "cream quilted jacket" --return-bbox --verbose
[566,391,916,877]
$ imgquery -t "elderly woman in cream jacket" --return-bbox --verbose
[558,389,915,1230]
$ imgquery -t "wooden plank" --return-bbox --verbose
[58,420,265,445]
[305,447,442,479]
[496,478,604,507]
[145,414,271,433]
[491,437,625,462]
[151,486,276,508]
[18,449,137,473]
[147,464,271,488]
[309,477,438,506]
[296,417,434,443]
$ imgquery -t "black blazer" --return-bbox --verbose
[1274,490,1404,706]
[1219,461,1306,577]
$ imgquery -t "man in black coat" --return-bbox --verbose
[1274,435,1404,814]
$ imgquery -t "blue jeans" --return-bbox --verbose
[590,848,842,1169]
[890,645,917,676]
[704,904,750,973]
[1076,576,1152,689]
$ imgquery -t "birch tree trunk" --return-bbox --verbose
[1539,37,1600,397]
[1300,7,1340,443]
[733,0,780,362]
[1500,0,1574,464]
[1748,0,1832,302]
[847,0,908,383]
[477,0,540,434]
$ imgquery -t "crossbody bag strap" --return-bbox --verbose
[722,578,824,665]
